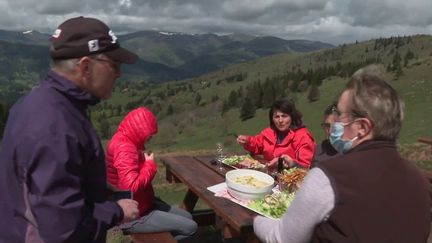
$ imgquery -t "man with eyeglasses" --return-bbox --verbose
[312,102,340,165]
[0,17,140,242]
[254,69,430,242]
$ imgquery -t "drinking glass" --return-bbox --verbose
[216,142,225,171]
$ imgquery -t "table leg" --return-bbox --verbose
[181,189,198,212]
[191,209,216,226]
[215,216,261,242]
[165,166,181,183]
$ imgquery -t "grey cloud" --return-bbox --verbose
[221,0,328,22]
[34,1,87,15]
[347,0,432,27]
[0,0,431,44]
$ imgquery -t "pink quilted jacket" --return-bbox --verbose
[106,107,158,215]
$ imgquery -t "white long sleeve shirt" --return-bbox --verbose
[253,168,335,243]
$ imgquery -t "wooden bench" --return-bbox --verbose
[418,137,432,146]
[131,232,176,243]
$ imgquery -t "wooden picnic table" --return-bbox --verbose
[160,155,261,243]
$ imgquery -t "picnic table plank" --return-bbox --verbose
[194,155,230,175]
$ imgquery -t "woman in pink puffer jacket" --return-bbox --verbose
[106,107,197,239]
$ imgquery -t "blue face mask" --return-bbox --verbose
[329,122,358,154]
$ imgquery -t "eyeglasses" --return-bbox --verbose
[331,106,353,117]
[91,57,122,73]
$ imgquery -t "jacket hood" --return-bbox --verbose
[117,107,158,148]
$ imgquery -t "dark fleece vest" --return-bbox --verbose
[313,140,430,243]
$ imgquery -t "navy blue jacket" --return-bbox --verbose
[0,71,123,243]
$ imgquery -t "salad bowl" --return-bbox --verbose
[225,169,274,200]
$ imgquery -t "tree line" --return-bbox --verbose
[220,57,380,121]
[0,103,9,138]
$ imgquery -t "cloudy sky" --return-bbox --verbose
[1,0,431,44]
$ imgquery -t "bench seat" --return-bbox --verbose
[131,232,176,243]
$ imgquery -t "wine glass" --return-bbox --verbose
[216,142,225,171]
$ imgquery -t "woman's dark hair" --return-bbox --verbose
[324,101,337,117]
[269,99,303,130]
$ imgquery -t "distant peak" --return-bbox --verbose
[159,31,175,36]
[158,31,189,36]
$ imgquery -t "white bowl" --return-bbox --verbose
[225,169,274,200]
[227,187,270,200]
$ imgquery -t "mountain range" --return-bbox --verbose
[0,29,333,82]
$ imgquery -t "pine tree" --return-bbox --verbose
[221,100,230,116]
[211,94,219,102]
[227,90,237,107]
[404,50,415,67]
[166,104,174,116]
[261,81,275,108]
[245,81,263,109]
[297,80,309,92]
[392,51,403,78]
[392,51,402,71]
[237,86,244,99]
[307,85,320,102]
[195,93,202,106]
[240,97,256,121]
[395,65,403,78]
[99,119,111,139]
[115,105,122,116]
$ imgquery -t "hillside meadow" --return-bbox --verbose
[95,35,432,154]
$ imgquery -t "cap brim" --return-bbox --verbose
[105,47,138,64]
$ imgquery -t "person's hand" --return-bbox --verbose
[143,152,158,172]
[144,152,154,161]
[237,135,249,145]
[280,154,295,168]
[266,157,279,170]
[117,199,139,223]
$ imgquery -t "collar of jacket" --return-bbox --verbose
[262,127,296,145]
[44,70,101,107]
[346,139,396,154]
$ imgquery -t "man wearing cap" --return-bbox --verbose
[0,17,139,242]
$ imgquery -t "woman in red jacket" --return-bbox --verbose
[237,99,316,169]
[106,107,197,239]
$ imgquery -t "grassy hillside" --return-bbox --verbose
[94,35,432,156]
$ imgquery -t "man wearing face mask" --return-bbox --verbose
[253,69,431,243]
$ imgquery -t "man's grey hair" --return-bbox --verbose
[49,44,79,71]
[352,64,386,78]
[346,66,404,140]
[51,58,80,71]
